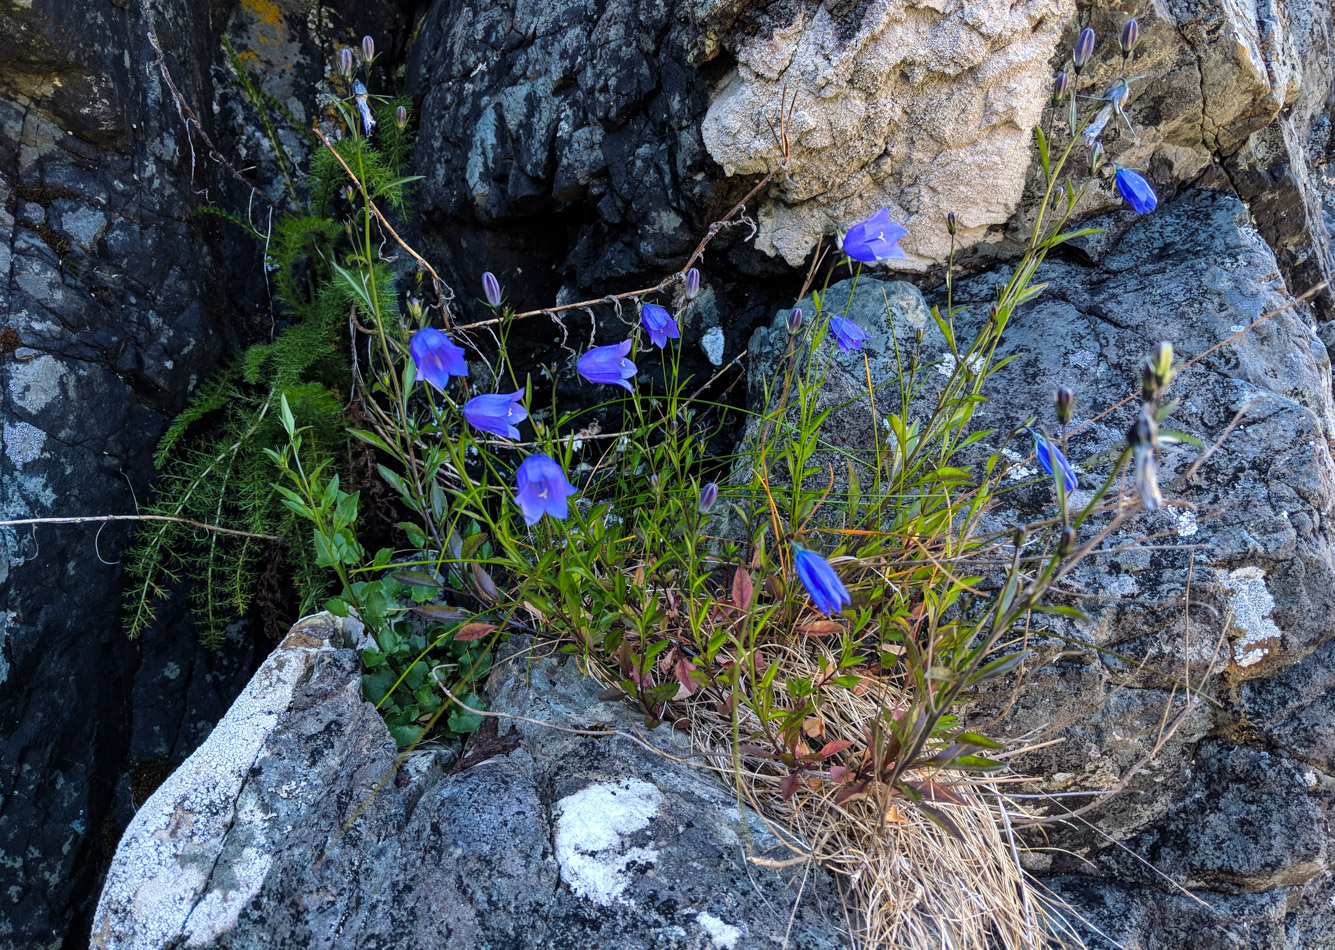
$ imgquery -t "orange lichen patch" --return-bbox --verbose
[239,0,286,47]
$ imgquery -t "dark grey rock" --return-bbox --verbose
[93,614,844,950]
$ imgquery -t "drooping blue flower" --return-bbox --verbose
[577,339,636,391]
[514,454,578,526]
[841,207,908,264]
[1033,432,1078,493]
[1114,168,1157,214]
[640,303,680,349]
[463,390,527,440]
[793,545,852,616]
[410,327,468,391]
[353,79,375,135]
[828,316,868,353]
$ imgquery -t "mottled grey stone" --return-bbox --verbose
[93,615,844,950]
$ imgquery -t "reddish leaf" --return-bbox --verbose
[598,687,627,702]
[731,566,755,610]
[829,765,850,784]
[780,772,802,802]
[454,621,497,642]
[802,717,824,739]
[908,780,968,807]
[818,739,854,760]
[673,656,699,695]
[834,779,869,805]
[797,620,843,637]
[469,563,499,603]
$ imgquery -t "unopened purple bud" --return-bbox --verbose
[684,267,701,300]
[946,211,958,236]
[697,481,719,514]
[482,271,502,307]
[1089,140,1106,175]
[361,35,375,63]
[1073,27,1096,70]
[1120,18,1139,55]
[338,47,355,79]
[648,473,660,495]
[786,307,803,334]
[1051,71,1071,101]
[1058,526,1078,556]
[406,293,423,321]
[1055,386,1075,426]
[396,105,408,130]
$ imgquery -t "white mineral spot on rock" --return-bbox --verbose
[554,778,664,906]
[1001,448,1036,480]
[695,911,743,949]
[1173,509,1199,537]
[701,326,725,366]
[1070,349,1098,369]
[935,351,984,378]
[1217,566,1283,667]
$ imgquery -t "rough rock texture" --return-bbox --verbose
[93,613,844,950]
[745,188,1335,946]
[0,2,409,946]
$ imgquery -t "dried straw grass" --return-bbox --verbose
[663,641,1062,950]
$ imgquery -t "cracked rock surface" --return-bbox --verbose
[93,614,844,950]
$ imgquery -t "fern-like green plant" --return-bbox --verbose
[122,43,414,645]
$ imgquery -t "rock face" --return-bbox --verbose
[93,613,844,950]
[744,188,1335,946]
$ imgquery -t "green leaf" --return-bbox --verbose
[325,597,350,617]
[1034,124,1050,183]
[448,692,485,734]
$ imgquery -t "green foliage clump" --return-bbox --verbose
[122,42,414,646]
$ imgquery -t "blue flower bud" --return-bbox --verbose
[786,307,803,334]
[396,105,408,130]
[1055,387,1075,426]
[792,545,851,616]
[1120,18,1139,55]
[1114,167,1157,214]
[337,47,355,79]
[697,481,719,514]
[482,271,502,307]
[946,211,959,235]
[361,35,375,63]
[684,267,701,300]
[1073,27,1096,70]
[1051,71,1071,101]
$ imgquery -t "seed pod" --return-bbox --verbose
[1055,386,1075,426]
[684,267,701,300]
[1073,27,1096,70]
[482,271,502,307]
[361,35,375,63]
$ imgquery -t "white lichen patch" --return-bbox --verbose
[1217,566,1283,668]
[695,912,743,949]
[3,421,47,467]
[935,350,985,378]
[1002,448,1036,481]
[1173,508,1199,538]
[7,355,72,414]
[554,778,664,906]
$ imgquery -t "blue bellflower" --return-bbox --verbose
[353,80,376,135]
[841,208,908,264]
[1114,167,1157,213]
[640,303,680,349]
[410,328,468,391]
[1033,432,1078,493]
[463,390,527,439]
[793,545,852,616]
[828,316,868,353]
[514,454,578,526]
[577,339,636,391]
